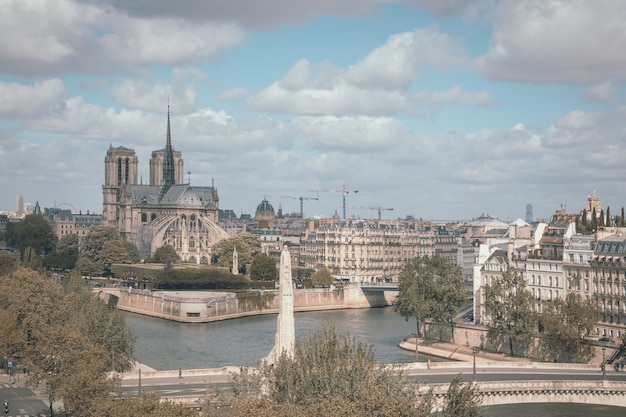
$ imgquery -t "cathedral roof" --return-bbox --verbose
[129,184,216,207]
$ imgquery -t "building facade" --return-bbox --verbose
[300,218,436,283]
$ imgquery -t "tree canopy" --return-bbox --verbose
[539,292,598,362]
[211,233,262,271]
[483,269,535,356]
[250,253,278,281]
[12,214,57,258]
[210,325,482,417]
[80,226,121,263]
[394,255,466,343]
[311,267,333,287]
[148,244,180,264]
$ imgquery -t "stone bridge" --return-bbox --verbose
[424,380,626,410]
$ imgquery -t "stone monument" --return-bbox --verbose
[265,246,295,364]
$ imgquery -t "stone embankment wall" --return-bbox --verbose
[96,286,397,323]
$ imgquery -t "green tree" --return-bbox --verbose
[23,246,44,270]
[539,292,598,362]
[123,241,141,263]
[311,267,333,287]
[13,214,57,258]
[0,251,17,276]
[438,375,483,417]
[80,226,120,263]
[0,267,137,415]
[74,257,101,278]
[45,234,79,270]
[483,269,535,356]
[149,244,180,264]
[250,253,278,281]
[99,240,131,273]
[211,233,262,270]
[394,255,466,351]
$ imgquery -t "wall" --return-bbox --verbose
[97,285,391,323]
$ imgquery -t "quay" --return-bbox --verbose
[96,285,397,323]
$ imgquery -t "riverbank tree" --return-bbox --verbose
[539,292,598,362]
[483,269,535,357]
[394,255,467,346]
[206,325,482,417]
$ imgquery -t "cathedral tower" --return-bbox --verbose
[103,145,138,225]
[149,106,184,185]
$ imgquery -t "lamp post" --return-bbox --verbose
[602,347,606,381]
[472,347,478,381]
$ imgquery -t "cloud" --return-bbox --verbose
[477,0,626,84]
[0,0,245,77]
[249,28,470,116]
[583,81,621,104]
[346,28,466,89]
[77,0,394,30]
[410,0,469,17]
[0,79,67,119]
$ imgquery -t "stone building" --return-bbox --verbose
[591,233,626,340]
[300,218,436,283]
[102,108,229,262]
[43,208,102,239]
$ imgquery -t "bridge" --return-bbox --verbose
[425,380,626,410]
[360,283,399,292]
[117,362,626,409]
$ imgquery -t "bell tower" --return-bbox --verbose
[103,145,138,226]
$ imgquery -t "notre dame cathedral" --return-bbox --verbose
[102,108,230,263]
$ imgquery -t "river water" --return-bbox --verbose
[125,306,624,417]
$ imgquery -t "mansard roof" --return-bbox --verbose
[595,234,626,254]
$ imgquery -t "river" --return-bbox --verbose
[125,306,624,417]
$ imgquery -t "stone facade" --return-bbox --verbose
[300,218,439,283]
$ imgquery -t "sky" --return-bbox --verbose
[1,0,626,222]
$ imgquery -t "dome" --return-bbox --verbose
[256,199,275,215]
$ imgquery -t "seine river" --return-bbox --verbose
[126,307,624,417]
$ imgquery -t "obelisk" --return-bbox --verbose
[265,246,295,364]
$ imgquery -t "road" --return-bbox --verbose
[0,380,50,417]
[118,364,626,401]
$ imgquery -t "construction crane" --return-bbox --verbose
[309,184,359,219]
[370,206,394,221]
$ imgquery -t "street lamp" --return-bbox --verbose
[472,347,478,381]
[602,347,606,381]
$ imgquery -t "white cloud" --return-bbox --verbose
[0,79,67,119]
[584,81,621,104]
[0,0,245,77]
[249,28,470,116]
[346,28,465,89]
[478,0,626,84]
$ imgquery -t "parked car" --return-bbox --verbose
[463,313,474,322]
[598,337,615,344]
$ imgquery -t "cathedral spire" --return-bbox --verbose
[162,100,176,188]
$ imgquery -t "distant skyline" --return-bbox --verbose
[1,1,626,221]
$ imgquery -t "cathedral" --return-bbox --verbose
[102,108,230,263]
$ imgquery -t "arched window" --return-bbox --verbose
[141,213,147,223]
[151,213,157,221]
[117,158,123,185]
[125,158,130,183]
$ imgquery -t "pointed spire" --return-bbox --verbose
[162,98,176,188]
